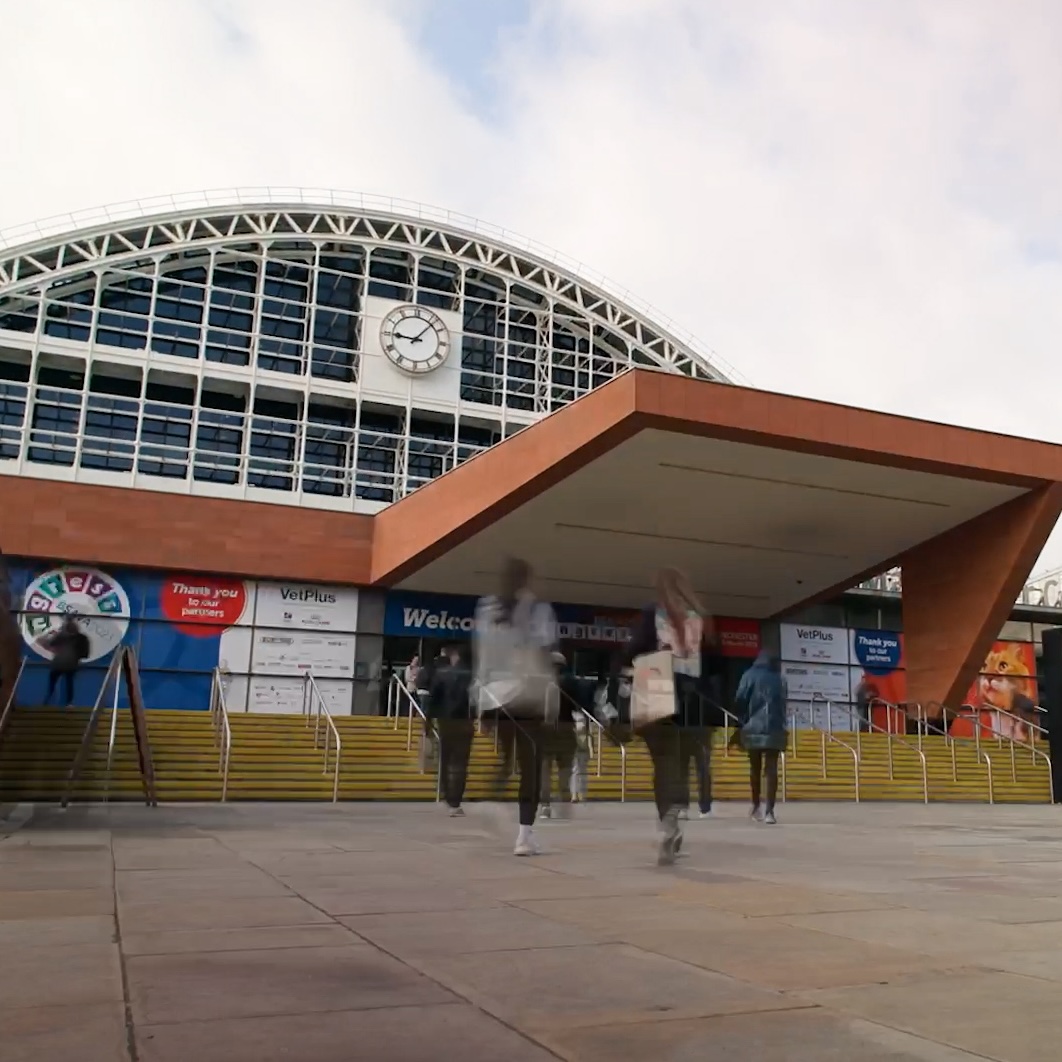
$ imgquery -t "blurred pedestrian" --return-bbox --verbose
[43,615,89,707]
[427,644,474,817]
[474,557,558,856]
[626,567,705,865]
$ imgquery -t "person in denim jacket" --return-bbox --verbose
[734,651,788,825]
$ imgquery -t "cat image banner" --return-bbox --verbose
[953,641,1039,741]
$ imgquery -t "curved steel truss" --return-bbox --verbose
[0,191,737,512]
[0,191,735,384]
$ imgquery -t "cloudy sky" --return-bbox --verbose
[4,0,1062,570]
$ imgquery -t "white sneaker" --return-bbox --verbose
[448,806,465,818]
[677,808,689,821]
[539,804,552,820]
[764,810,777,826]
[699,809,713,820]
[514,830,540,857]
[751,806,764,822]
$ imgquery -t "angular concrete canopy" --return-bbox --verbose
[372,369,1062,708]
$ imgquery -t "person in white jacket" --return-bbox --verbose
[474,557,558,856]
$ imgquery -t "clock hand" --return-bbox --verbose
[412,323,434,341]
[393,331,422,343]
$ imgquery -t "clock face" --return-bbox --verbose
[379,305,451,375]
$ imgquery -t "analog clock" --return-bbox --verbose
[379,304,451,375]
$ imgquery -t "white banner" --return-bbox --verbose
[239,676,354,715]
[254,583,359,632]
[780,624,850,665]
[788,700,831,731]
[781,662,851,702]
[251,630,357,679]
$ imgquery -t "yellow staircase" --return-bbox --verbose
[0,710,1052,804]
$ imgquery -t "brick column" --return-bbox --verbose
[901,484,1062,709]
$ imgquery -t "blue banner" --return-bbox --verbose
[384,591,476,637]
[383,591,639,646]
[851,628,903,674]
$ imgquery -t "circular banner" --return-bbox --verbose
[21,567,131,663]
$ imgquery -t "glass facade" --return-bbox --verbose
[0,211,725,509]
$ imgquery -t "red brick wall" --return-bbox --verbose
[0,477,374,586]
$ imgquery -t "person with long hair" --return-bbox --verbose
[474,557,558,856]
[625,567,706,865]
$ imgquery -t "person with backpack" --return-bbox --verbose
[733,650,788,825]
[43,615,89,707]
[474,557,558,857]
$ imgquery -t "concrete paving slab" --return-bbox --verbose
[620,922,968,991]
[121,922,357,957]
[0,944,123,1010]
[0,888,115,920]
[342,905,601,956]
[0,914,116,948]
[112,840,244,871]
[406,941,800,1031]
[0,867,114,891]
[805,968,1062,1062]
[541,1007,991,1061]
[136,1002,556,1062]
[781,907,1062,959]
[126,944,457,1024]
[117,895,333,934]
[662,879,898,917]
[512,894,750,938]
[0,1003,128,1062]
[10,801,1062,1059]
[286,882,504,916]
[115,867,294,903]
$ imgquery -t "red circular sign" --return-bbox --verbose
[161,577,247,637]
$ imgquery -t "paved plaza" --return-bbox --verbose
[3,799,1062,1061]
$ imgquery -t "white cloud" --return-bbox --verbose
[3,0,1062,570]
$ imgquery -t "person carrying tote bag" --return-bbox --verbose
[474,557,558,857]
[624,567,705,866]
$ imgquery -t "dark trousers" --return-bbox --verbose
[749,749,781,811]
[45,669,74,706]
[640,718,684,820]
[541,725,577,804]
[679,727,713,813]
[438,719,474,809]
[490,718,544,827]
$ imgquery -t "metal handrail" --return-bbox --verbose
[973,705,1053,801]
[0,657,26,740]
[63,649,124,809]
[302,673,342,803]
[387,669,424,719]
[210,668,233,802]
[818,728,861,802]
[980,749,995,805]
[391,674,430,752]
[844,698,927,803]
[556,684,627,801]
[103,649,127,804]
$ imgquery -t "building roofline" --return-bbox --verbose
[0,187,748,386]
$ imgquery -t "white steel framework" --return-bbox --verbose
[0,190,738,512]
